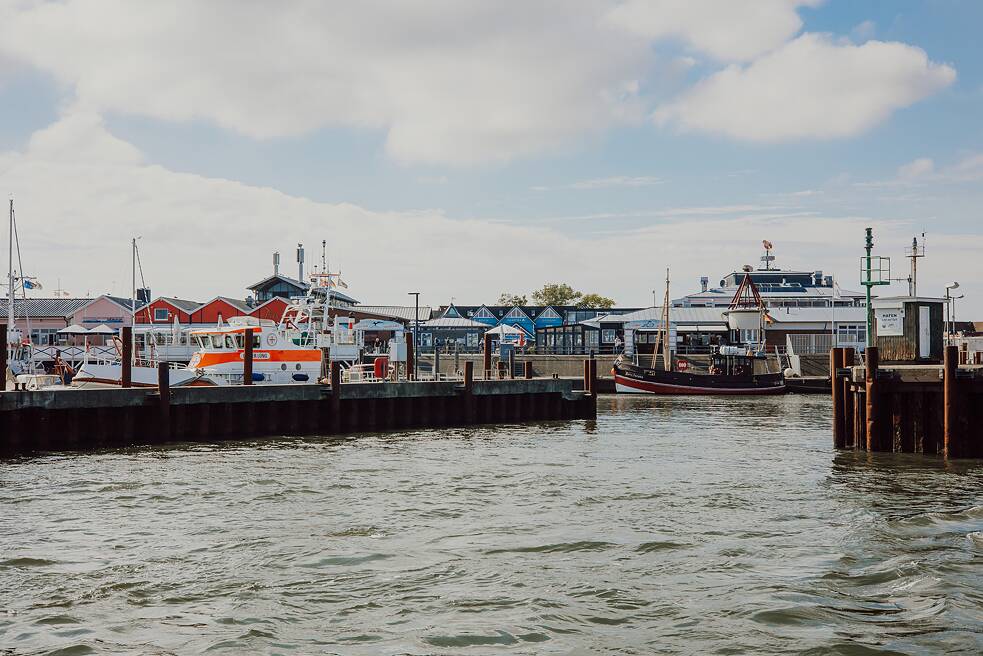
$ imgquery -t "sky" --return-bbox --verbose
[0,0,981,315]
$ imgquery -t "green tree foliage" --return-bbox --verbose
[497,292,528,306]
[576,293,616,309]
[531,283,582,307]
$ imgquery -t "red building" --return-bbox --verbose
[135,297,201,325]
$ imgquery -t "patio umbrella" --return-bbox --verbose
[88,324,117,335]
[57,324,90,335]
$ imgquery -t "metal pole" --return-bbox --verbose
[864,228,873,348]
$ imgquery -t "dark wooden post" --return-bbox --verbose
[157,361,171,441]
[483,333,493,380]
[463,361,475,423]
[330,361,341,434]
[434,346,441,380]
[121,326,133,388]
[830,347,845,449]
[405,331,415,380]
[842,347,855,447]
[943,345,962,458]
[243,328,254,385]
[508,348,515,379]
[0,323,7,391]
[865,346,879,451]
[523,361,533,379]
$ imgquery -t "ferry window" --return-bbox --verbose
[197,336,209,348]
[225,335,237,349]
[234,334,245,349]
[211,335,224,349]
[253,335,262,349]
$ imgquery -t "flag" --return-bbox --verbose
[22,278,42,290]
[337,278,348,289]
[833,280,842,300]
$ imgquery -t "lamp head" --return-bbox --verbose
[945,281,960,290]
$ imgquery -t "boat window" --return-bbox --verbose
[253,335,262,349]
[225,335,237,349]
[211,335,224,349]
[234,334,245,349]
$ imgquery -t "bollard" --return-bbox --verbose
[830,347,845,449]
[243,328,254,385]
[842,347,856,448]
[121,326,133,388]
[524,361,532,380]
[0,322,7,392]
[157,361,171,441]
[943,345,962,458]
[483,333,492,380]
[865,346,879,451]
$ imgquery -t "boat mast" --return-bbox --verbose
[131,238,137,366]
[7,198,14,336]
[662,268,671,372]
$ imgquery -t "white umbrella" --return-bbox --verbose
[484,324,526,336]
[58,324,90,335]
[88,324,117,335]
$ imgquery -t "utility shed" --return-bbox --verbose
[872,296,944,364]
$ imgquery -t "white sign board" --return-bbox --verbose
[875,306,904,337]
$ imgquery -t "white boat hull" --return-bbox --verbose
[71,363,211,388]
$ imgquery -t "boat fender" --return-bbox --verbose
[251,372,265,382]
[292,373,309,382]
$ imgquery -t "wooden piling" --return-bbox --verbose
[405,331,415,380]
[830,347,844,448]
[943,345,962,458]
[524,361,533,380]
[121,326,133,388]
[330,361,341,434]
[434,347,441,380]
[865,346,880,451]
[243,328,254,385]
[0,323,7,391]
[463,361,475,423]
[157,362,171,441]
[483,333,493,380]
[508,349,515,379]
[842,347,855,448]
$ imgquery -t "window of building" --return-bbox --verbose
[601,329,616,343]
[154,308,169,322]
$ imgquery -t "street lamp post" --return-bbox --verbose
[408,292,420,380]
[944,282,960,346]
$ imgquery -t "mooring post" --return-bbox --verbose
[454,343,460,373]
[243,328,254,385]
[508,348,515,379]
[943,345,962,458]
[0,322,7,392]
[463,360,475,423]
[524,361,533,379]
[483,333,492,380]
[157,361,171,442]
[434,347,441,381]
[865,346,880,451]
[830,347,845,449]
[121,326,133,388]
[842,347,856,447]
[405,331,415,381]
[330,360,341,434]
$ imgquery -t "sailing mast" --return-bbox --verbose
[652,268,671,371]
[7,199,14,341]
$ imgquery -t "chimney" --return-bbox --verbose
[700,276,709,293]
[297,243,305,281]
[273,251,280,276]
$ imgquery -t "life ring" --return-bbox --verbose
[267,333,278,346]
[677,359,689,371]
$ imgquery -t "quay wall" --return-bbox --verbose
[831,346,983,459]
[0,378,596,457]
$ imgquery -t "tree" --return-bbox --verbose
[531,283,581,307]
[577,293,616,309]
[497,292,528,306]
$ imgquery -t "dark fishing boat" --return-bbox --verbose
[612,266,785,395]
[613,347,785,395]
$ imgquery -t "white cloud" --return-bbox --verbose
[9,112,980,310]
[533,175,664,191]
[898,157,934,180]
[852,20,877,41]
[605,0,821,62]
[0,0,654,166]
[654,34,956,141]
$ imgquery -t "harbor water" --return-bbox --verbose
[2,395,982,655]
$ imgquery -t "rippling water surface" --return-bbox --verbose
[2,394,982,654]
